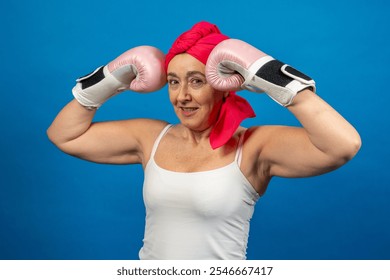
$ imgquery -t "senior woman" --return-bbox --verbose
[47,21,361,259]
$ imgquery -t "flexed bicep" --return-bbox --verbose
[258,126,343,178]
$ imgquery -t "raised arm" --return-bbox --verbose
[206,38,361,179]
[47,46,167,165]
[248,89,360,178]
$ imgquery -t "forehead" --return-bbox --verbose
[167,53,205,75]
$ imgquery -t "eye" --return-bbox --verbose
[191,78,202,84]
[168,79,178,85]
[189,78,205,88]
[168,79,179,88]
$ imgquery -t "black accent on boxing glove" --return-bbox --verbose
[77,66,106,89]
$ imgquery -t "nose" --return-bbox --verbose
[177,83,191,103]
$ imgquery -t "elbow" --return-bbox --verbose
[46,126,69,152]
[331,133,362,167]
[46,126,56,145]
[46,127,53,142]
[46,126,60,147]
[46,126,84,159]
[344,133,362,161]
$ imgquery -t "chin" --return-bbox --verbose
[178,118,209,132]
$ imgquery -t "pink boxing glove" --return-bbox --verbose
[72,46,166,110]
[206,39,315,106]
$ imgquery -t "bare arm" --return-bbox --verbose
[204,38,361,181]
[248,89,361,178]
[47,46,167,164]
[47,99,167,165]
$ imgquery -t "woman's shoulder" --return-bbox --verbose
[242,125,289,148]
[243,124,304,157]
[117,119,170,165]
[119,118,169,132]
[111,118,170,145]
[245,124,292,137]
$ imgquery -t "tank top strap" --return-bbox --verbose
[234,129,247,168]
[150,124,173,159]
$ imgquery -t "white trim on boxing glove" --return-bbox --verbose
[72,66,128,109]
[281,64,316,91]
[242,57,315,107]
[244,55,275,91]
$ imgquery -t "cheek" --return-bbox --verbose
[168,89,176,104]
[203,92,224,108]
[195,86,223,104]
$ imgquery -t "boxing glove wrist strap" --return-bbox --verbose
[72,65,128,109]
[243,56,316,107]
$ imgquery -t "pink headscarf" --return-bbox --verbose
[165,21,255,149]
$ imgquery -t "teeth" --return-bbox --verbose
[182,107,198,112]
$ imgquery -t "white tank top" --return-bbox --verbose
[139,124,260,260]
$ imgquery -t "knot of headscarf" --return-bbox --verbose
[165,21,255,149]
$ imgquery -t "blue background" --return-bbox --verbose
[0,0,389,260]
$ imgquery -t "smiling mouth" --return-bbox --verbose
[179,107,199,116]
[181,107,199,112]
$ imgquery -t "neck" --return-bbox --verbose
[179,124,214,146]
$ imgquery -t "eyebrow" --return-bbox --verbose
[167,71,206,79]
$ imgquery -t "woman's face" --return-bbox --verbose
[167,53,226,132]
